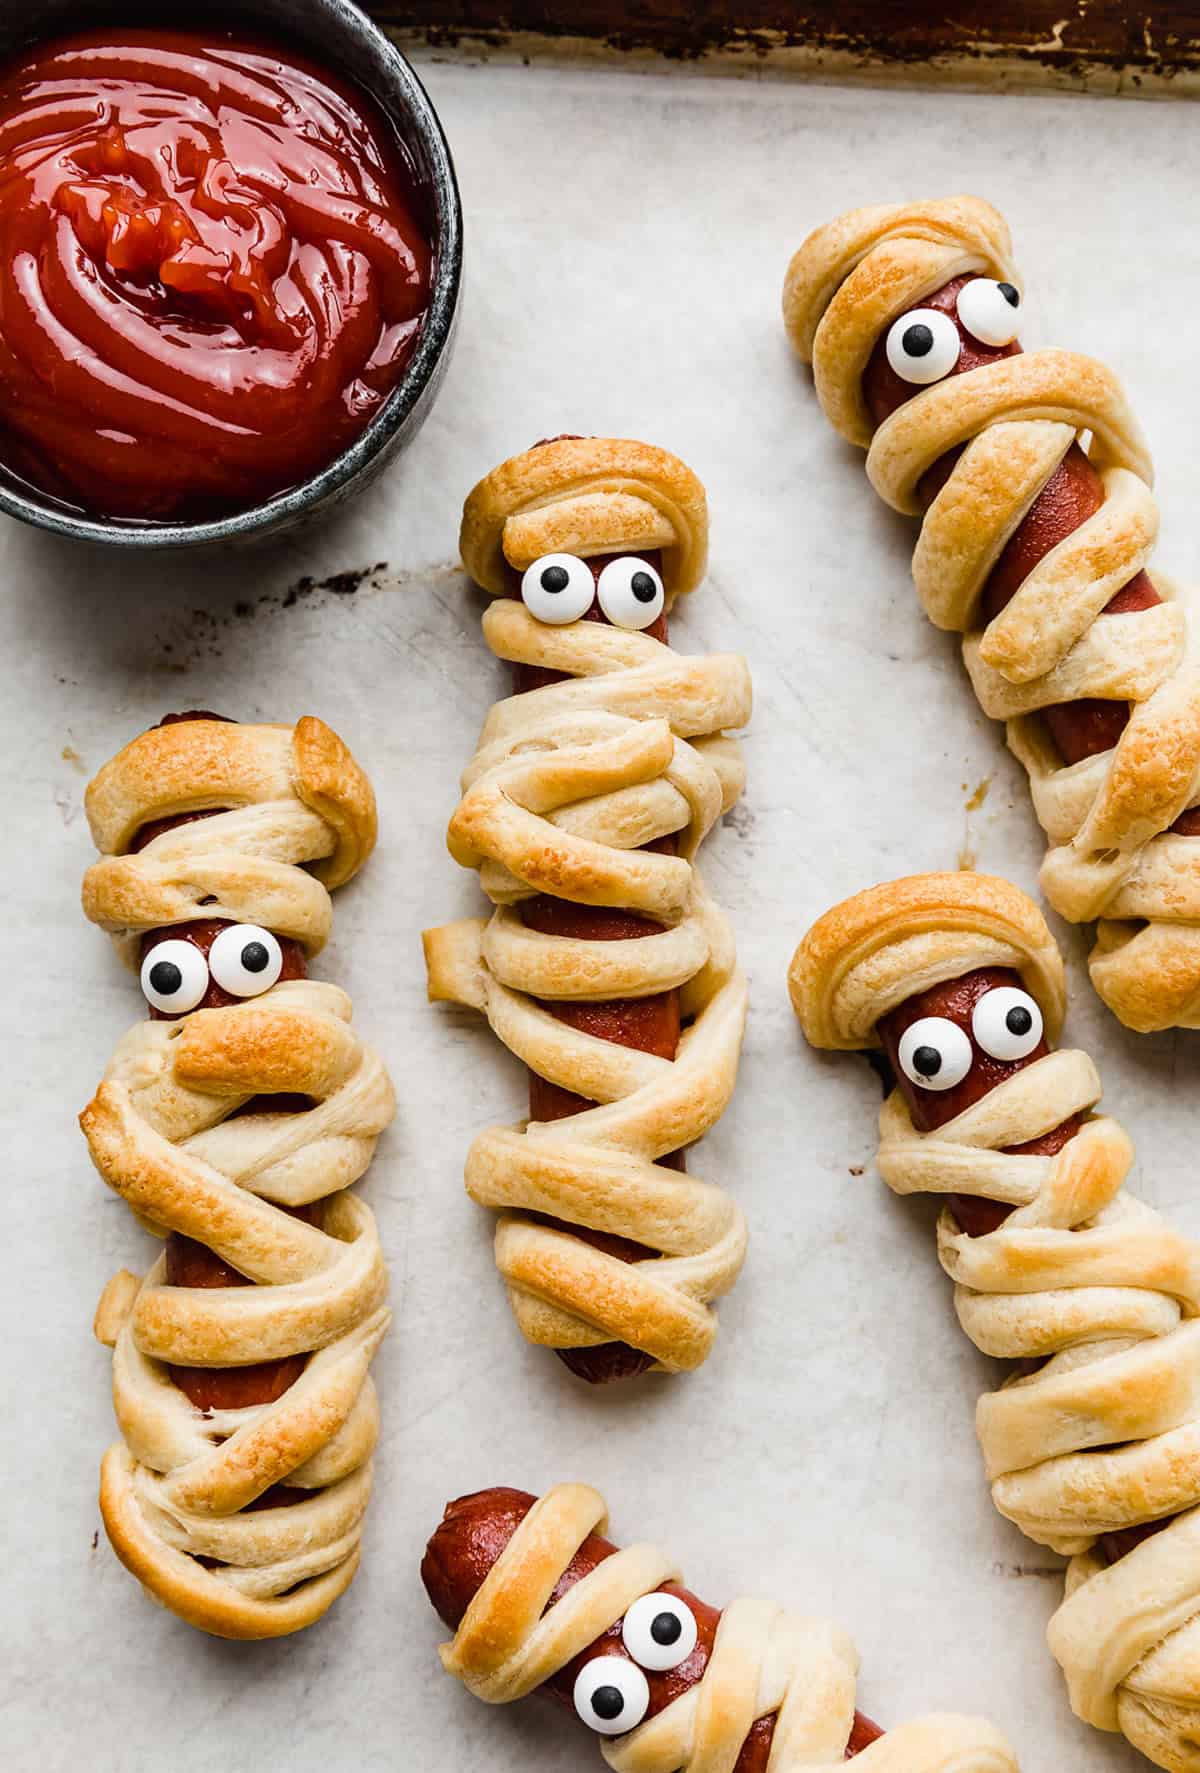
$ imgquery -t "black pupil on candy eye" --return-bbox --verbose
[913,1044,942,1077]
[1006,1005,1033,1035]
[592,1686,625,1721]
[998,282,1019,308]
[631,571,657,604]
[540,565,570,593]
[241,941,269,974]
[903,322,934,358]
[150,960,183,995]
[650,1612,681,1645]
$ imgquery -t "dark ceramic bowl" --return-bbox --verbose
[0,0,462,548]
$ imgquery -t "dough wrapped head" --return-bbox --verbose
[459,436,708,600]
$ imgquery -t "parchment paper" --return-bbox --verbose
[4,55,1195,1772]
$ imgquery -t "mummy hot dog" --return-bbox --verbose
[422,1482,1020,1770]
[80,712,395,1638]
[783,196,1200,1034]
[791,871,1200,1772]
[423,438,751,1381]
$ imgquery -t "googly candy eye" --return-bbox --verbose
[596,557,665,631]
[520,553,595,624]
[622,1592,699,1671]
[897,1016,973,1091]
[884,307,961,386]
[573,1655,650,1735]
[956,278,1022,348]
[208,924,284,998]
[140,938,210,1015]
[972,986,1043,1061]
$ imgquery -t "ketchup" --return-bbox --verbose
[0,30,432,520]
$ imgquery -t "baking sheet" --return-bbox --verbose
[4,55,1197,1773]
[376,1,1200,98]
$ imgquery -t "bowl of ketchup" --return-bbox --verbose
[0,1,461,546]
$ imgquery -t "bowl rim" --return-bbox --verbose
[0,2,463,549]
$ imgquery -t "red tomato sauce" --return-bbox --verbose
[0,29,432,519]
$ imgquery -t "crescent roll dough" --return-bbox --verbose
[793,869,1200,1772]
[784,196,1200,1034]
[425,438,751,1375]
[81,715,394,1638]
[433,1481,1020,1772]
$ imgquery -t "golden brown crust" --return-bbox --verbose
[429,447,748,1373]
[788,871,1066,1050]
[82,718,392,1640]
[783,195,1200,1035]
[81,985,394,1635]
[99,1444,364,1641]
[459,437,709,599]
[82,715,375,962]
[435,1482,1019,1771]
[793,869,1200,1771]
[292,715,378,887]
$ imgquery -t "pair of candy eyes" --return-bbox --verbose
[897,986,1044,1092]
[574,1593,698,1735]
[521,553,665,630]
[140,924,284,1014]
[886,277,1022,387]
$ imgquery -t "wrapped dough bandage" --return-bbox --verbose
[424,437,751,1383]
[784,196,1200,1034]
[423,1481,1020,1771]
[792,870,1200,1772]
[81,713,395,1639]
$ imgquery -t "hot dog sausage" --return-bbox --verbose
[129,712,314,1418]
[509,539,687,1385]
[875,962,1171,1564]
[862,275,1169,778]
[877,965,1082,1237]
[422,1487,884,1763]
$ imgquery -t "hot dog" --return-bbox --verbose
[877,963,1177,1570]
[425,437,751,1382]
[858,274,1163,775]
[790,871,1200,1767]
[876,963,1082,1239]
[81,709,393,1636]
[783,197,1200,1033]
[423,1486,882,1764]
[423,1484,1019,1769]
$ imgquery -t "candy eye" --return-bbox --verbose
[971,986,1043,1061]
[140,939,210,1015]
[885,307,961,386]
[208,924,283,998]
[622,1593,698,1671]
[520,553,595,625]
[956,278,1021,348]
[596,557,665,631]
[573,1655,650,1736]
[897,1016,973,1092]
